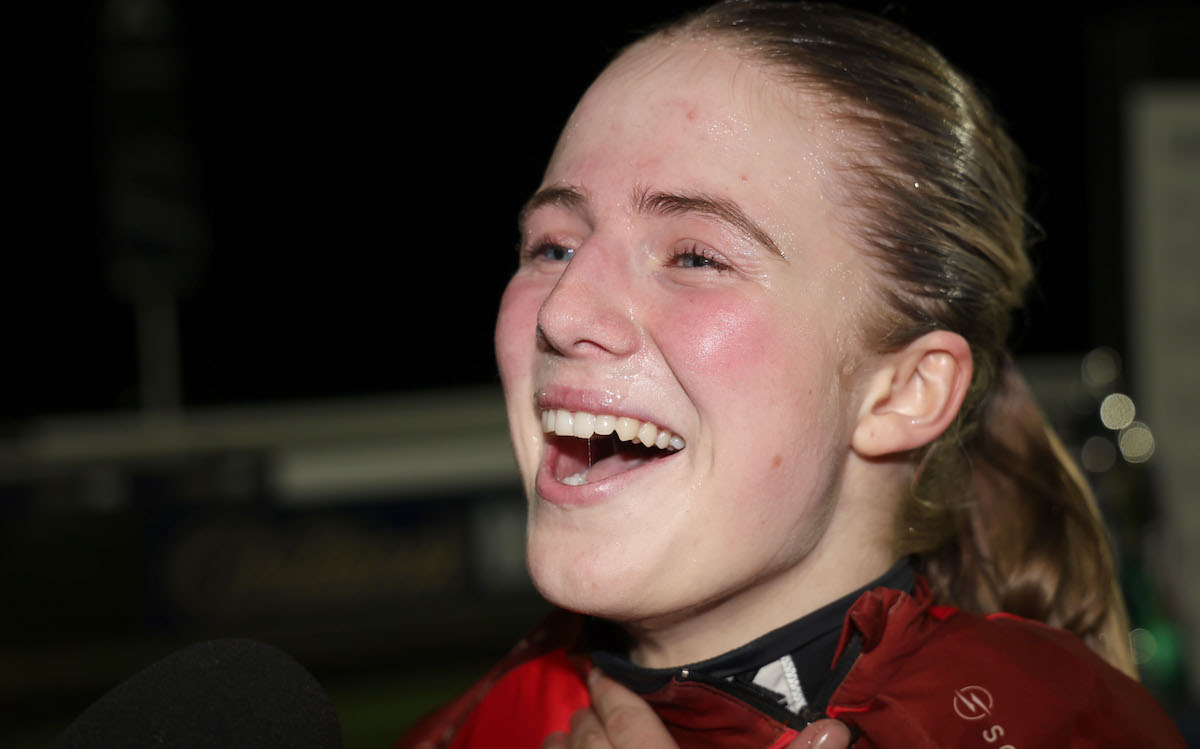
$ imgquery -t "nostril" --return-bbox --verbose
[535,322,563,354]
[535,290,575,354]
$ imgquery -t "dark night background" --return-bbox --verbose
[14,0,1196,419]
[6,1,1199,746]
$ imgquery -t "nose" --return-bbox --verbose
[536,242,640,359]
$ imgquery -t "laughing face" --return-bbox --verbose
[496,39,890,662]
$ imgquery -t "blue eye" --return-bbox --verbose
[677,252,716,268]
[670,244,729,272]
[533,243,574,262]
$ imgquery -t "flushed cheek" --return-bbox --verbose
[495,275,547,382]
[655,289,784,390]
[657,288,839,481]
[496,276,551,484]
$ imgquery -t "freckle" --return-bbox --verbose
[771,455,782,469]
[687,109,697,121]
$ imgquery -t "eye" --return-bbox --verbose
[541,244,575,262]
[669,243,729,272]
[522,240,575,264]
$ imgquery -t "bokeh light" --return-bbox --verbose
[1081,347,1121,394]
[1130,627,1158,666]
[1081,435,1118,473]
[1100,393,1136,430]
[1118,421,1156,463]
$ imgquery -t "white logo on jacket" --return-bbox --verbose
[952,685,993,720]
[953,685,1015,748]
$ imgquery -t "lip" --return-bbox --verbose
[535,436,682,507]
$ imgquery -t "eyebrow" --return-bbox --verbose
[518,186,589,232]
[518,184,783,259]
[633,186,783,258]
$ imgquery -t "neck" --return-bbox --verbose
[619,451,908,669]
[622,527,897,669]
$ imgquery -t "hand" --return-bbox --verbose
[541,669,851,749]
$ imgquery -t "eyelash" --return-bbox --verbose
[522,239,729,273]
[669,243,730,272]
[522,240,575,264]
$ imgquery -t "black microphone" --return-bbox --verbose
[55,638,343,748]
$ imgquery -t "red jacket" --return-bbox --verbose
[397,580,1184,748]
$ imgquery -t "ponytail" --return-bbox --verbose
[911,355,1136,677]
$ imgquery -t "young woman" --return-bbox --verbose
[401,2,1184,746]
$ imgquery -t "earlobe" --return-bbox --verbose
[851,331,973,458]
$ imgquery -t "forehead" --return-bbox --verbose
[542,39,838,230]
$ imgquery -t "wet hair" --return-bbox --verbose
[659,1,1135,675]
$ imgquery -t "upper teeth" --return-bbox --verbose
[541,409,685,452]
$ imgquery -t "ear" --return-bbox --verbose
[851,331,974,458]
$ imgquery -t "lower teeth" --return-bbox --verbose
[561,471,589,486]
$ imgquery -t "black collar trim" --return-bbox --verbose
[587,558,914,696]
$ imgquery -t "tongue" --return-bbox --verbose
[585,451,653,483]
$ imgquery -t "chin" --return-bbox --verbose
[525,531,660,619]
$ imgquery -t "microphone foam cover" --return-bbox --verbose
[56,638,343,749]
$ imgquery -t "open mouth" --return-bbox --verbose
[542,409,685,486]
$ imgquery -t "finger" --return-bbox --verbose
[587,669,676,748]
[542,730,568,749]
[787,719,852,749]
[567,706,612,749]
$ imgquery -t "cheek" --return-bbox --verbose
[656,289,781,388]
[657,286,844,483]
[495,275,546,380]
